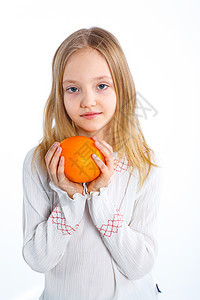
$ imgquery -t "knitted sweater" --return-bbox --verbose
[22,147,162,300]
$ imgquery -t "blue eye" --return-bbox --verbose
[97,84,108,90]
[66,84,108,93]
[67,87,78,93]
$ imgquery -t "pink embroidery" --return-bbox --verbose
[96,209,124,237]
[114,158,129,172]
[50,206,79,235]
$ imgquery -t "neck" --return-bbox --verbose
[76,121,115,147]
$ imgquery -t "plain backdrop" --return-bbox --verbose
[0,0,199,299]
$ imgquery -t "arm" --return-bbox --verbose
[87,166,162,280]
[22,149,86,273]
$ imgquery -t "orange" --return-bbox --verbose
[60,136,105,183]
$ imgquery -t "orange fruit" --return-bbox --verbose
[60,136,105,183]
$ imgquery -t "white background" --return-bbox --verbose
[0,0,199,299]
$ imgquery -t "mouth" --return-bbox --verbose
[80,112,102,116]
[80,112,102,119]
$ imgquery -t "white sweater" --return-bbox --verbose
[22,147,162,300]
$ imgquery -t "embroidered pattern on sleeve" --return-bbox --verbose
[50,206,79,235]
[96,208,124,237]
[114,158,129,173]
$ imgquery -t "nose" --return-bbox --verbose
[80,89,96,108]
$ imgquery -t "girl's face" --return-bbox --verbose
[62,48,117,140]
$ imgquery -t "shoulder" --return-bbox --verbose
[147,165,163,185]
[134,148,163,194]
[23,146,47,179]
[136,165,163,200]
[147,150,163,185]
[141,149,163,184]
[23,146,38,173]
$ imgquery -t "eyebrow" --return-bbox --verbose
[63,76,112,84]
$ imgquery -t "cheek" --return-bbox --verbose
[64,98,74,114]
[63,102,73,122]
[105,96,117,115]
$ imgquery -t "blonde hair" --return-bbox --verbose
[32,26,160,189]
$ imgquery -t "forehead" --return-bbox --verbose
[66,48,105,64]
[63,48,111,81]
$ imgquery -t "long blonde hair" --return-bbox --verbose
[32,26,160,189]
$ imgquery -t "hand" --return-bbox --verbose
[45,142,84,198]
[87,136,115,194]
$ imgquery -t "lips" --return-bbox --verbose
[81,112,102,116]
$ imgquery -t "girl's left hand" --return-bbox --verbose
[87,136,115,194]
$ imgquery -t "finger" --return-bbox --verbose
[45,142,60,166]
[57,156,67,184]
[94,141,114,170]
[92,136,113,154]
[91,137,113,152]
[57,157,83,195]
[45,144,59,182]
[48,146,62,184]
[94,140,112,157]
[99,140,113,154]
[92,154,107,172]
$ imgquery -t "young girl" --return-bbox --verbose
[22,26,162,300]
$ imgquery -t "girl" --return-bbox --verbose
[22,26,162,300]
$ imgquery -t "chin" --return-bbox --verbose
[76,125,100,134]
[85,128,102,134]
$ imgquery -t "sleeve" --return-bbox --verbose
[22,149,86,273]
[86,166,162,280]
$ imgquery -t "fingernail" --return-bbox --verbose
[92,153,98,158]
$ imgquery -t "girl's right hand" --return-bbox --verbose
[45,142,84,198]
